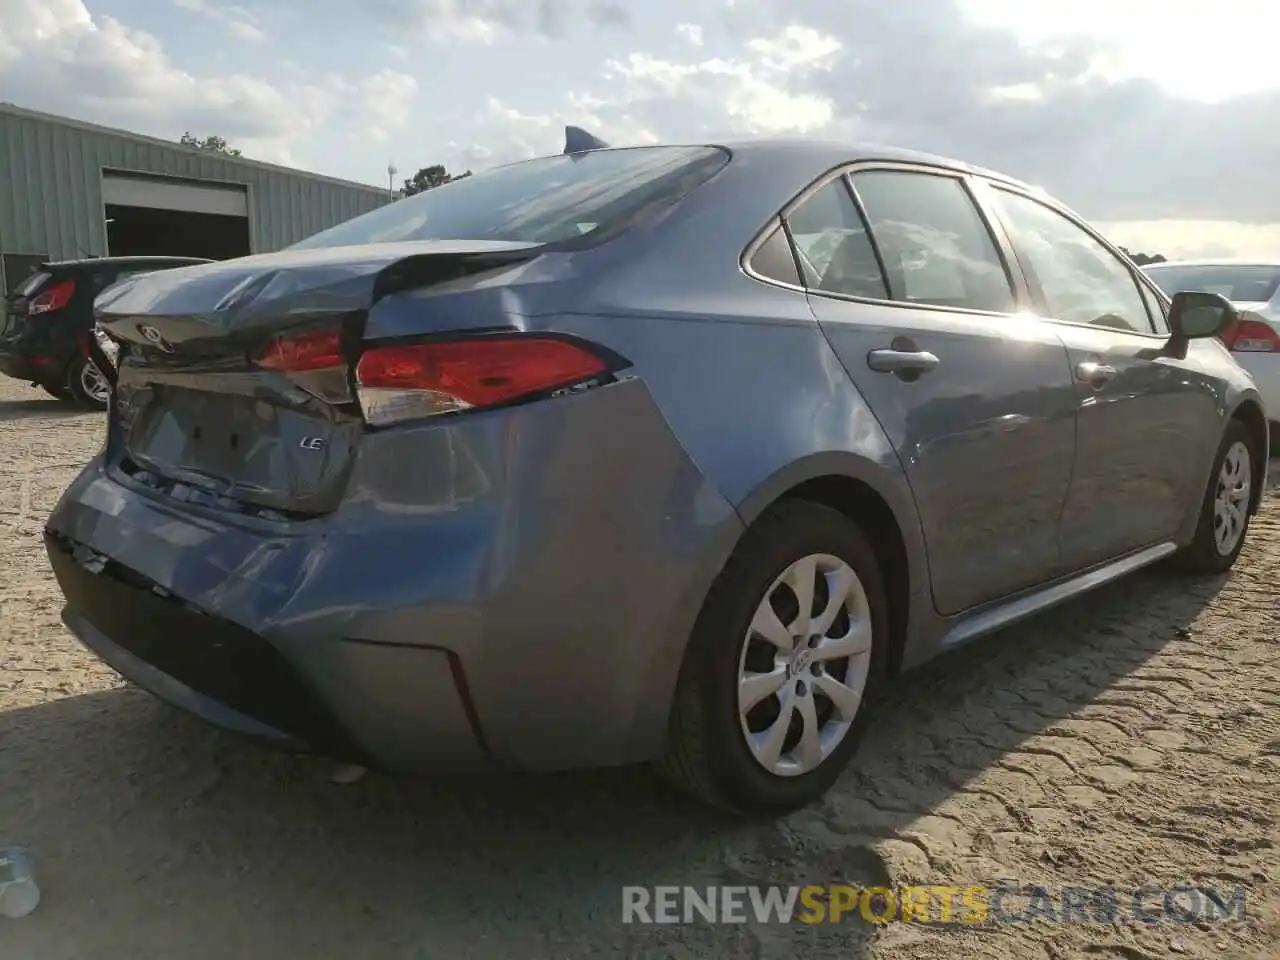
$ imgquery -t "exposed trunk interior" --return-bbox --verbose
[115,375,364,518]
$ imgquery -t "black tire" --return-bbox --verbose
[659,500,889,816]
[1171,419,1257,575]
[65,355,110,410]
[41,382,73,401]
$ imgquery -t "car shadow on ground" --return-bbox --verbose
[0,397,96,421]
[0,560,1234,960]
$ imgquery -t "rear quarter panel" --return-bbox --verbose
[530,149,933,698]
[350,148,935,761]
[544,146,923,524]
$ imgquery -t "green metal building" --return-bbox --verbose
[0,102,391,294]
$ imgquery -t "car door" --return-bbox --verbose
[981,182,1220,571]
[784,165,1080,616]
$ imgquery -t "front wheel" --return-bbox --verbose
[1171,419,1257,574]
[660,500,887,815]
[66,355,110,410]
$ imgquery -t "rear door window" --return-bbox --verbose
[848,170,1016,313]
[784,179,888,299]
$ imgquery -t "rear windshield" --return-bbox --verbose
[1144,264,1280,304]
[288,146,730,251]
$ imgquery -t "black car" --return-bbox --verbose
[0,256,210,408]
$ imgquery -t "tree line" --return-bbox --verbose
[1119,247,1167,266]
[177,133,468,199]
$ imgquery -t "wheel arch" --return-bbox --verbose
[1229,398,1269,514]
[734,453,927,678]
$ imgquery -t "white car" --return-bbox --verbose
[1144,260,1280,435]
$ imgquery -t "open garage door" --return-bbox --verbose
[103,172,252,261]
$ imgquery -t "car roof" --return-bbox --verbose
[1144,260,1280,270]
[42,256,213,270]
[710,138,1034,188]
[564,138,1037,192]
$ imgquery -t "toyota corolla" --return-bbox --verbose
[44,130,1267,815]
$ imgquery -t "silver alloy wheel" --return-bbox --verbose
[737,553,873,778]
[1213,440,1251,556]
[79,360,110,404]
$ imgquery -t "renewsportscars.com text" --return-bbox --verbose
[621,884,1247,926]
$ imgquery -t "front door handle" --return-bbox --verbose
[1076,360,1117,388]
[867,348,941,376]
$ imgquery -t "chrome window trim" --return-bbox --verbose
[740,159,1033,322]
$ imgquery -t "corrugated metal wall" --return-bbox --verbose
[0,105,390,283]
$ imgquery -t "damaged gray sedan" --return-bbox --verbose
[46,131,1267,814]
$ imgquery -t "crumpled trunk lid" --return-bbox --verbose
[96,239,544,518]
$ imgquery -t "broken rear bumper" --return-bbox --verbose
[43,378,745,773]
[46,525,493,772]
[48,528,362,759]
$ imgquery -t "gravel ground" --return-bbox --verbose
[1,375,1277,960]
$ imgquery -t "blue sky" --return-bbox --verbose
[2,0,1278,258]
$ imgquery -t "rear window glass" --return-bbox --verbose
[289,146,729,251]
[13,271,50,298]
[103,270,155,291]
[1143,264,1280,304]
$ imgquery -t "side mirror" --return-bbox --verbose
[1168,290,1238,340]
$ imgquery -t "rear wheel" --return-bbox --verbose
[41,382,73,400]
[1172,419,1256,574]
[660,501,887,815]
[66,355,110,410]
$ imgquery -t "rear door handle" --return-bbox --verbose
[1075,360,1117,387]
[867,348,941,376]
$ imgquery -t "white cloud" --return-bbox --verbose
[598,24,843,137]
[449,3,1279,256]
[438,23,844,176]
[675,23,703,47]
[986,83,1043,103]
[959,0,1280,102]
[356,70,420,142]
[322,0,630,43]
[746,24,841,71]
[172,0,265,43]
[425,13,499,44]
[0,0,415,169]
[487,97,553,128]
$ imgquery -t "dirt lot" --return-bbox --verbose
[1,375,1277,960]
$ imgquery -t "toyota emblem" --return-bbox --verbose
[138,324,175,353]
